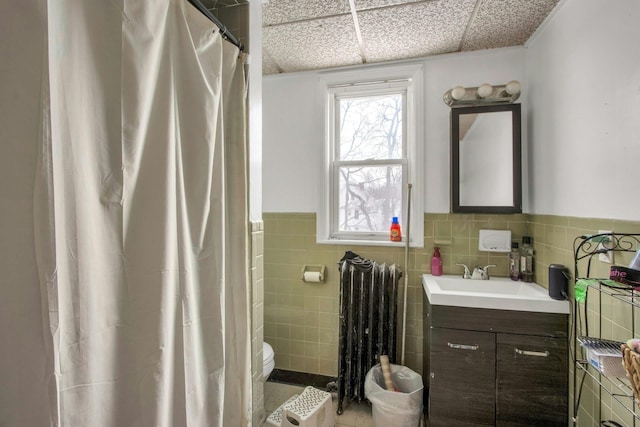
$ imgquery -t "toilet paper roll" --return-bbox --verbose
[303,271,321,283]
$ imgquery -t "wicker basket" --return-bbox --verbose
[622,344,640,408]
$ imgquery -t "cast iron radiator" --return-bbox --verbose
[336,251,401,414]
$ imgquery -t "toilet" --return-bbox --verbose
[263,341,275,379]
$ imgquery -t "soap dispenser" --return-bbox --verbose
[431,247,443,276]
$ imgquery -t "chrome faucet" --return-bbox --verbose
[472,265,496,280]
[455,263,472,279]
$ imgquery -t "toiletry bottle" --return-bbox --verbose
[390,217,402,242]
[431,246,443,276]
[509,241,520,281]
[520,236,534,282]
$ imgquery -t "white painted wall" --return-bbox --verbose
[526,0,640,220]
[248,0,263,222]
[263,72,324,212]
[263,49,526,213]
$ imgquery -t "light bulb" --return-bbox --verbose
[477,83,493,98]
[451,86,466,100]
[505,80,521,96]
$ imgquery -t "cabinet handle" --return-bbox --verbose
[447,342,479,351]
[514,348,550,357]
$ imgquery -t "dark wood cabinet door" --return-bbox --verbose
[496,333,568,426]
[429,328,496,426]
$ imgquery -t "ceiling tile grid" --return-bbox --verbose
[354,0,432,10]
[357,0,478,63]
[261,0,561,75]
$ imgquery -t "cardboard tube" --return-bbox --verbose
[380,355,394,391]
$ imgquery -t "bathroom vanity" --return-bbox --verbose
[422,275,570,426]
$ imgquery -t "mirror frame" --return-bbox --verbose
[450,103,522,214]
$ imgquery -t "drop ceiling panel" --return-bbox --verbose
[263,0,351,26]
[263,14,363,74]
[462,0,559,51]
[358,0,477,63]
[262,51,282,75]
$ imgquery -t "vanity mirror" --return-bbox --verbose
[451,103,521,213]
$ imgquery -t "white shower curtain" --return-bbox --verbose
[18,1,250,426]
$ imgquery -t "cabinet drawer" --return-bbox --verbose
[496,334,568,426]
[429,328,496,426]
[428,303,568,337]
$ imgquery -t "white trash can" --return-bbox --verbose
[364,363,424,427]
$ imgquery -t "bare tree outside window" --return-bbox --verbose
[337,93,404,233]
[322,68,422,245]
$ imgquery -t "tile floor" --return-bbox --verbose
[263,382,374,427]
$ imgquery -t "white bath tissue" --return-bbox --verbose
[303,271,321,283]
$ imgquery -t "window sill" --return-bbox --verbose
[317,238,423,248]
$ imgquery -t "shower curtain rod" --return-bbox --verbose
[187,0,245,52]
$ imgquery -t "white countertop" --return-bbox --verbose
[422,274,570,314]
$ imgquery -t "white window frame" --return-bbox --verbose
[317,64,424,247]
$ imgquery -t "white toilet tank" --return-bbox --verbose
[263,342,275,379]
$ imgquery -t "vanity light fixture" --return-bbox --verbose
[443,80,521,107]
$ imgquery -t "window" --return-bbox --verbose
[318,65,423,246]
[333,87,407,238]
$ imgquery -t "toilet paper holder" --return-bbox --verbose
[302,265,326,283]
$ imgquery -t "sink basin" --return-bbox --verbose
[422,274,570,314]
